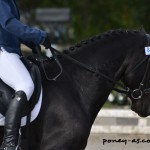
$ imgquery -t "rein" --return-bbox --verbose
[49,46,129,93]
[36,33,150,100]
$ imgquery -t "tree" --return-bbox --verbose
[18,0,150,43]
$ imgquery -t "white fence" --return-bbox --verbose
[91,109,150,134]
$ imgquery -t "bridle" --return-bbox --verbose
[35,33,150,100]
[125,34,150,100]
[122,55,150,100]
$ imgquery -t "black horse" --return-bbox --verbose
[0,28,150,150]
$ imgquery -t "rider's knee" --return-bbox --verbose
[16,81,34,100]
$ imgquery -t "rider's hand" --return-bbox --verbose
[42,33,51,49]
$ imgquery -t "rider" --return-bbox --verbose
[0,0,51,150]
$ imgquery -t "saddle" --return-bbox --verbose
[0,45,63,118]
[0,57,42,117]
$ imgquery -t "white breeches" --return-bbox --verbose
[0,47,34,100]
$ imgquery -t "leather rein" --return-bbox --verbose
[36,34,150,100]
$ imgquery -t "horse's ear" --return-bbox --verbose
[139,26,146,33]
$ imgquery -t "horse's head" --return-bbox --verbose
[122,31,150,117]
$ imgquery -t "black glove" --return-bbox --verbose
[42,34,51,49]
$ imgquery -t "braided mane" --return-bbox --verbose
[63,29,139,55]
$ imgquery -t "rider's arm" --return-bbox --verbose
[0,0,47,45]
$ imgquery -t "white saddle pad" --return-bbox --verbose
[0,89,43,127]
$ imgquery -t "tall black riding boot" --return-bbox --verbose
[0,91,27,150]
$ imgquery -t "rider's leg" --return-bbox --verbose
[0,48,34,100]
[0,48,34,150]
[1,91,27,150]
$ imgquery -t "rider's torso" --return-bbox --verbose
[0,0,21,55]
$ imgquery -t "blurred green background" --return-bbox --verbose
[18,0,150,42]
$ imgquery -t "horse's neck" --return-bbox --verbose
[67,40,128,124]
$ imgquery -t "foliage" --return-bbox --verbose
[18,0,150,43]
